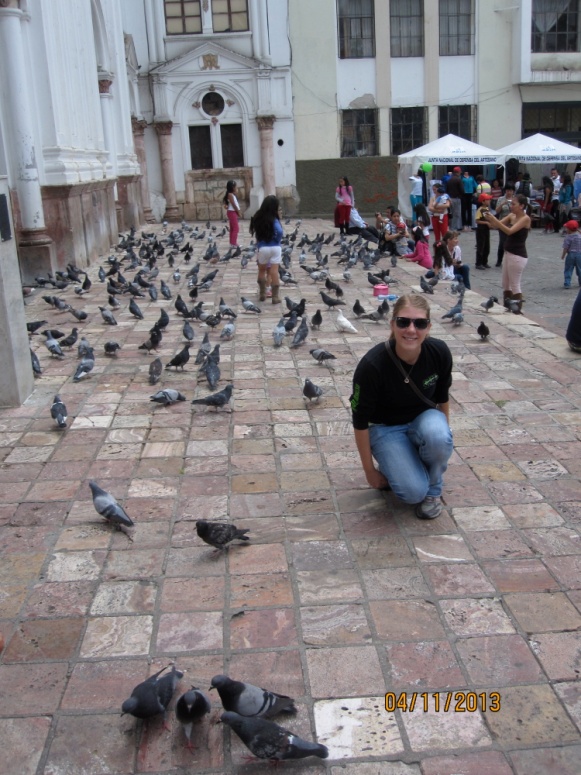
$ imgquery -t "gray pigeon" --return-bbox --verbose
[129,297,144,320]
[122,665,183,720]
[73,349,95,382]
[220,321,235,340]
[191,384,232,411]
[99,306,118,325]
[477,321,490,340]
[220,711,328,761]
[303,378,323,402]
[290,317,309,348]
[88,480,133,538]
[309,348,336,367]
[272,318,286,348]
[44,332,64,358]
[50,395,67,428]
[241,297,261,314]
[183,320,195,341]
[150,389,187,406]
[310,309,322,329]
[30,348,42,376]
[104,341,121,356]
[420,275,434,294]
[196,519,249,549]
[452,312,464,326]
[442,296,464,320]
[175,688,211,751]
[77,337,92,358]
[211,675,296,718]
[480,295,498,312]
[149,358,163,385]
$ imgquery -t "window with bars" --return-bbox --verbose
[341,110,378,157]
[221,124,244,167]
[439,0,474,55]
[522,102,581,145]
[391,107,427,155]
[390,0,424,57]
[189,123,245,169]
[213,0,249,32]
[337,0,375,58]
[438,105,477,141]
[532,0,580,52]
[165,0,202,34]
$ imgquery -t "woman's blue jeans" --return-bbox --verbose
[369,409,453,504]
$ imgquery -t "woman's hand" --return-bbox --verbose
[365,468,389,489]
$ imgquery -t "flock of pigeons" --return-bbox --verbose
[26,215,505,762]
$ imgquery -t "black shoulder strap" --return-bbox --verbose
[385,341,439,409]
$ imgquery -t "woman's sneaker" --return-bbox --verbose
[415,496,442,520]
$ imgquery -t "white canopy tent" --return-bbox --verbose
[397,134,499,219]
[496,133,581,166]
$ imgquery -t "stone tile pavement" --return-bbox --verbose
[2,217,581,774]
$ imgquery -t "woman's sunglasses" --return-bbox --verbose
[394,317,430,330]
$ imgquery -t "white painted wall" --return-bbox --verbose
[390,58,424,107]
[439,57,475,105]
[336,59,376,108]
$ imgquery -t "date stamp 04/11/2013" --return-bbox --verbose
[385,691,501,713]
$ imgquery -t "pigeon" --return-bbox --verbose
[309,348,336,367]
[30,348,42,376]
[195,519,249,549]
[303,378,323,402]
[452,312,464,326]
[89,480,134,531]
[150,389,187,406]
[148,358,163,385]
[69,308,88,322]
[219,298,237,319]
[175,294,189,316]
[191,384,233,411]
[166,343,191,370]
[353,299,366,317]
[194,333,211,364]
[420,275,434,294]
[108,294,121,309]
[129,297,144,319]
[157,308,170,329]
[104,341,121,356]
[477,321,490,340]
[506,298,522,315]
[272,318,286,348]
[310,309,322,330]
[210,675,296,718]
[175,688,211,751]
[50,395,68,428]
[27,320,48,335]
[73,349,95,381]
[77,337,92,358]
[59,328,79,348]
[98,266,106,282]
[122,665,183,721]
[148,284,158,301]
[183,320,195,342]
[319,290,345,310]
[43,329,66,340]
[442,297,464,320]
[160,279,172,300]
[99,306,117,325]
[335,309,358,333]
[203,358,221,390]
[43,331,64,358]
[480,295,498,312]
[220,321,235,340]
[290,317,309,348]
[220,712,328,761]
[241,297,261,314]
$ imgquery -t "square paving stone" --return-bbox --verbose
[424,563,495,596]
[0,662,69,715]
[483,558,560,593]
[3,618,85,663]
[485,684,579,747]
[529,632,581,680]
[543,555,581,588]
[296,569,364,605]
[286,513,341,541]
[370,600,446,640]
[43,714,136,775]
[0,717,52,775]
[399,691,491,752]
[22,581,95,620]
[300,604,371,646]
[504,592,581,633]
[157,611,223,653]
[160,576,225,612]
[230,572,293,608]
[230,608,297,649]
[362,567,430,600]
[554,681,581,733]
[385,641,464,689]
[439,598,515,636]
[81,615,153,657]
[165,546,226,577]
[90,580,157,615]
[350,536,415,569]
[228,543,288,575]
[53,524,111,551]
[46,550,105,582]
[452,505,510,531]
[306,646,384,698]
[413,535,474,563]
[315,696,404,760]
[229,492,282,518]
[227,650,305,698]
[467,529,535,559]
[0,584,27,618]
[291,540,351,571]
[420,751,513,775]
[61,659,146,710]
[523,526,581,556]
[456,634,545,685]
[103,548,164,580]
[330,764,420,775]
[511,746,581,775]
[504,502,564,527]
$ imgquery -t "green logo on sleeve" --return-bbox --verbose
[350,383,360,411]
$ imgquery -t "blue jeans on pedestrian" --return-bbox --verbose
[564,252,581,287]
[410,195,423,219]
[368,409,453,503]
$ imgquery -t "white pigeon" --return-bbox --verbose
[335,309,358,334]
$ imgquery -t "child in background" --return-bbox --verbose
[430,241,455,280]
[561,220,581,289]
[414,202,431,239]
[223,180,241,247]
[443,230,471,289]
[403,226,433,269]
[474,193,492,269]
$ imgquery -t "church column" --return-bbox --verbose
[98,75,116,178]
[154,121,180,220]
[132,118,155,223]
[257,116,276,196]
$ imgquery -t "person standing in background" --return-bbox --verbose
[474,193,492,269]
[428,185,450,242]
[445,167,463,231]
[558,174,574,232]
[493,183,515,267]
[461,170,476,231]
[409,169,424,219]
[335,176,354,236]
[561,220,581,289]
[223,180,242,247]
[551,168,562,233]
